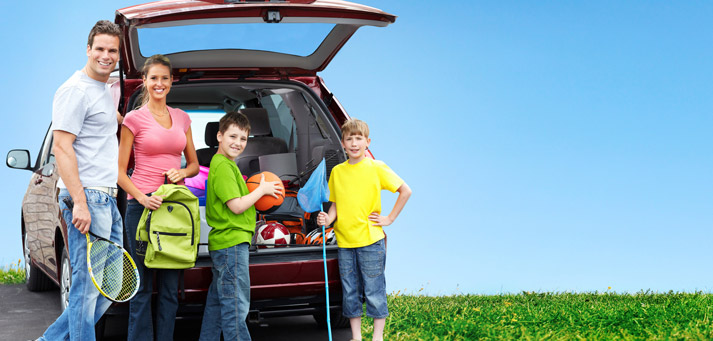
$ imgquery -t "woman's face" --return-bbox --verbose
[142,63,172,103]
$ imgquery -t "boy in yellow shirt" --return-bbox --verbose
[317,119,412,341]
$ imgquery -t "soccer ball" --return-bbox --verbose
[256,222,290,249]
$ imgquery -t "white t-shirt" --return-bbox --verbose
[51,71,118,188]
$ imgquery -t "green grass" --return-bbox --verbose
[358,291,713,340]
[0,260,26,284]
[3,265,711,340]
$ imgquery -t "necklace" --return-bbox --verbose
[150,106,169,118]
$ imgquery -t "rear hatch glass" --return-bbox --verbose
[138,23,335,58]
[116,0,396,77]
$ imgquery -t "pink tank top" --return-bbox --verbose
[122,105,191,199]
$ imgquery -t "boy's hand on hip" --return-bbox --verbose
[369,212,393,227]
[72,202,92,234]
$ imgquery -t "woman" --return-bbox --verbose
[118,54,199,340]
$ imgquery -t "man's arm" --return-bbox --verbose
[53,130,91,233]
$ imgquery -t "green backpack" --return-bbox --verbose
[136,184,200,269]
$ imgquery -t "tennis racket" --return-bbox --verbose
[63,197,140,302]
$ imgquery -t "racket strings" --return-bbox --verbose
[89,240,139,302]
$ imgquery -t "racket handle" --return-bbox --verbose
[63,197,74,210]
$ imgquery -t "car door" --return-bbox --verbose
[24,126,62,278]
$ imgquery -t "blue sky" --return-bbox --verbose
[0,1,711,295]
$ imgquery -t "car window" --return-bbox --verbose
[261,93,297,150]
[185,110,230,150]
[137,23,335,58]
[39,127,54,167]
[167,82,343,174]
[38,126,55,176]
[182,99,296,151]
[177,110,227,169]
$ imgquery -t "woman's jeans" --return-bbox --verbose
[124,198,180,341]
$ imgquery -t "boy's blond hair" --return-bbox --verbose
[341,119,369,139]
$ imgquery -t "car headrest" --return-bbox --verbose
[204,121,219,148]
[239,108,271,137]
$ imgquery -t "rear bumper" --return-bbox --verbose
[108,246,342,318]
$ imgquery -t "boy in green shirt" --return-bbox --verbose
[317,119,412,341]
[198,112,281,341]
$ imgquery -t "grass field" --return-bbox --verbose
[361,291,713,340]
[1,265,711,340]
[0,260,25,285]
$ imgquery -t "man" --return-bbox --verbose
[38,20,123,341]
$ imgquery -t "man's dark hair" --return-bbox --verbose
[88,20,122,47]
[219,111,251,135]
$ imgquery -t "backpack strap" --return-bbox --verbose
[144,191,155,243]
[146,211,152,239]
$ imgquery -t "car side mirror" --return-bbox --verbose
[7,149,32,170]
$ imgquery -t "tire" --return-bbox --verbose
[24,231,53,291]
[314,309,350,329]
[60,248,71,312]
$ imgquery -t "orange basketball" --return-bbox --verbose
[246,171,285,212]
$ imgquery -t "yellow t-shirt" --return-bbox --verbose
[328,158,404,248]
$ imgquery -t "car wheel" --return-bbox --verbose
[314,308,350,329]
[24,230,53,291]
[60,248,71,312]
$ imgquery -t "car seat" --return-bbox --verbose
[237,108,288,176]
[196,121,220,167]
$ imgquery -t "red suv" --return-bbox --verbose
[6,0,395,336]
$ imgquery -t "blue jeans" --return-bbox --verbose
[339,238,389,319]
[199,243,251,341]
[124,198,180,341]
[40,189,123,341]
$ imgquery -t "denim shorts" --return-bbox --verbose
[338,238,388,319]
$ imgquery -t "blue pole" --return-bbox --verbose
[321,203,332,340]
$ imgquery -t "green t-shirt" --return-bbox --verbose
[206,153,256,251]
